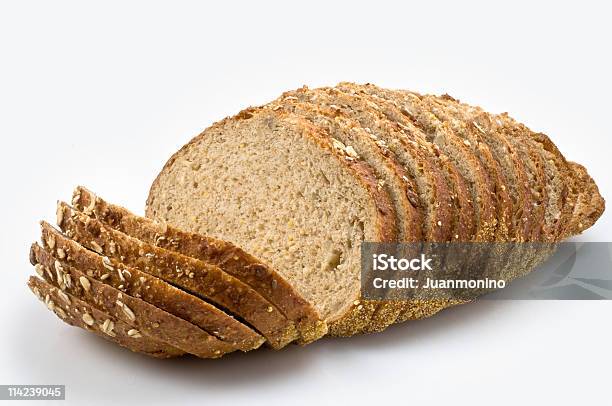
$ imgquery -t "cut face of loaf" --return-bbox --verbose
[70,186,325,345]
[146,109,397,327]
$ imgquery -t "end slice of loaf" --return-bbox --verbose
[71,186,325,345]
[28,277,185,359]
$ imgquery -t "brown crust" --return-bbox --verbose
[28,277,185,359]
[71,186,325,345]
[39,221,263,350]
[56,202,298,349]
[31,243,235,358]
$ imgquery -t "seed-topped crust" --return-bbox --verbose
[71,186,325,345]
[38,221,263,350]
[31,243,235,358]
[28,277,185,358]
[56,202,298,349]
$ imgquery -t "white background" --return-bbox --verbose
[1,1,610,405]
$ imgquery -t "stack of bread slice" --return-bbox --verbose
[29,187,326,358]
[28,83,604,358]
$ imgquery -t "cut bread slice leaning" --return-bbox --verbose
[71,186,325,345]
[146,108,397,334]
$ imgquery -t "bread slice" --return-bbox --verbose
[28,277,184,358]
[261,96,417,334]
[462,108,556,241]
[337,83,497,242]
[434,95,534,242]
[56,202,297,349]
[270,86,465,332]
[37,222,264,351]
[31,242,235,358]
[334,83,493,324]
[146,108,397,336]
[434,95,577,241]
[71,186,324,345]
[330,86,475,243]
[411,94,514,240]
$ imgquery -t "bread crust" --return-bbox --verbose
[28,277,184,358]
[57,203,298,349]
[38,221,264,351]
[71,186,324,345]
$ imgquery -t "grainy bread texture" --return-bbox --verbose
[39,221,264,351]
[146,108,397,336]
[57,202,298,349]
[30,242,234,358]
[71,186,324,345]
[28,277,184,358]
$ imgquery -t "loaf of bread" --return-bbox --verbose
[27,83,605,358]
[146,83,604,337]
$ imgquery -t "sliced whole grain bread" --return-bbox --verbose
[56,202,298,349]
[262,96,418,334]
[28,277,184,358]
[145,108,397,336]
[39,221,263,350]
[31,243,236,358]
[434,95,534,242]
[335,83,484,324]
[412,94,514,241]
[435,95,576,242]
[340,83,498,242]
[333,84,474,243]
[70,186,324,345]
[271,86,465,333]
